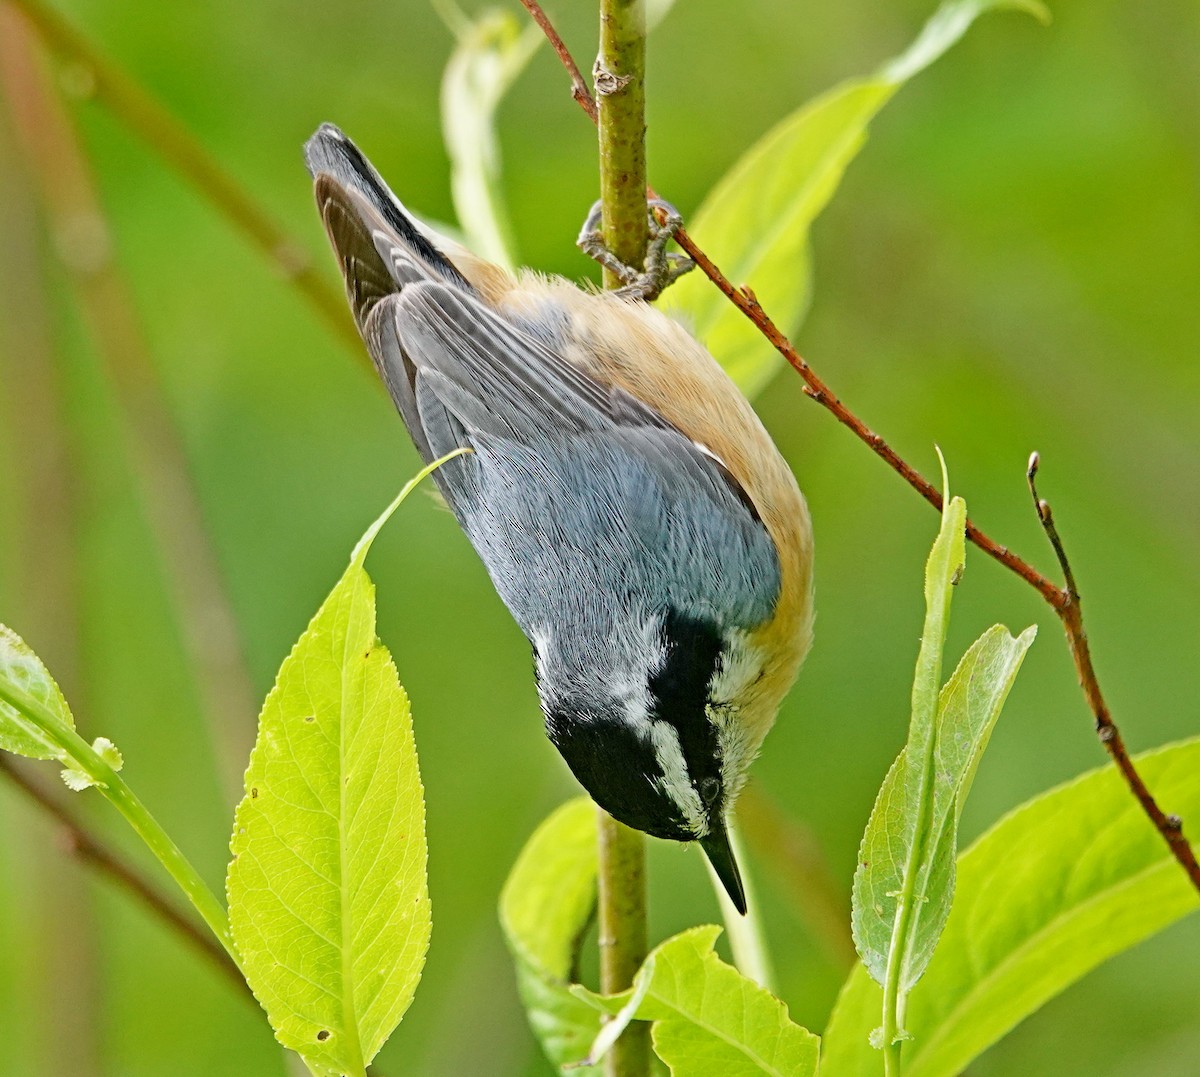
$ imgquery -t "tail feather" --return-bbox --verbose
[305,123,470,330]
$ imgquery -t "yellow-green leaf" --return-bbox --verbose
[499,797,603,1074]
[0,623,75,761]
[579,925,819,1076]
[850,485,967,990]
[226,464,449,1075]
[824,738,1200,1076]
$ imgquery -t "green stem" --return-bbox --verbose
[881,750,937,1076]
[597,0,648,286]
[105,771,236,958]
[594,2,651,1075]
[0,680,238,965]
[881,690,950,1065]
[878,490,960,1074]
[596,810,649,1077]
[6,0,360,354]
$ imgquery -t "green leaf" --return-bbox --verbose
[499,797,603,1074]
[662,0,1048,398]
[0,623,76,760]
[825,738,1200,1076]
[853,623,1036,994]
[227,461,454,1075]
[909,625,1035,976]
[851,487,967,992]
[92,735,124,772]
[441,7,540,270]
[579,926,819,1076]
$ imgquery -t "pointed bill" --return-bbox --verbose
[701,821,747,915]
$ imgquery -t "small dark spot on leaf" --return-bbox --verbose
[316,1030,330,1042]
[304,715,315,723]
[250,787,258,799]
[363,649,371,660]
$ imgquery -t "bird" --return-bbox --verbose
[304,123,813,913]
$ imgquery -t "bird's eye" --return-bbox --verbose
[699,777,720,806]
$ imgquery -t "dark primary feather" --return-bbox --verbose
[304,124,469,309]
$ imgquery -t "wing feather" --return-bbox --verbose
[307,125,778,628]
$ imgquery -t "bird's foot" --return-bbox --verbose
[577,198,696,301]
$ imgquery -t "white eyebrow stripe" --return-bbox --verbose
[649,721,705,835]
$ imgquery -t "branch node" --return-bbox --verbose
[1098,724,1116,743]
[593,58,631,96]
[1166,815,1184,833]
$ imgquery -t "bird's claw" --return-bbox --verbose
[577,198,696,301]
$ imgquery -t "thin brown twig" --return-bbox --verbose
[519,0,1200,895]
[1027,454,1200,884]
[1026,452,1079,596]
[0,756,250,998]
[517,0,597,122]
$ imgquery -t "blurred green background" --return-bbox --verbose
[0,0,1197,1073]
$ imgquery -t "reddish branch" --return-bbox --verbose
[517,0,597,122]
[519,0,1200,894]
[1027,456,1200,881]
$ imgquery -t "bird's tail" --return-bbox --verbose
[303,123,469,331]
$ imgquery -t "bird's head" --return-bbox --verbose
[541,610,753,914]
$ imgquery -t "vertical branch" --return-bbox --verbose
[596,0,648,288]
[594,3,651,1075]
[1027,454,1200,887]
[596,814,649,1067]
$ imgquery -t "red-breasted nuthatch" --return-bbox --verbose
[305,124,813,913]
